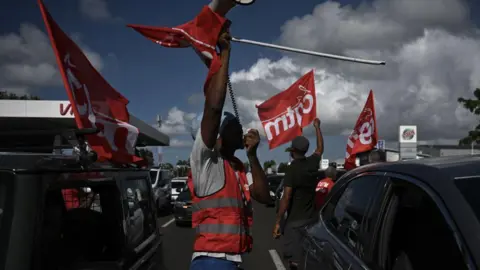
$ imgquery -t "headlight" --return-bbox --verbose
[269,191,275,197]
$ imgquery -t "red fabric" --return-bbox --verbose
[315,178,334,209]
[62,189,80,209]
[256,70,317,149]
[187,158,253,254]
[38,0,142,165]
[127,6,226,92]
[344,90,378,170]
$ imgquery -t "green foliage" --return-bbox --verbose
[0,91,41,100]
[263,160,276,171]
[458,88,480,145]
[137,148,154,166]
[176,159,189,166]
[160,163,174,170]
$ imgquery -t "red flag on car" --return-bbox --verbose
[38,0,142,165]
[127,6,227,92]
[256,70,317,149]
[344,90,377,170]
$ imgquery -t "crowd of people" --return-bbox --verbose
[186,22,387,270]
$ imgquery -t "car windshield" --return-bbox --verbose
[172,181,186,189]
[149,171,158,184]
[455,176,480,221]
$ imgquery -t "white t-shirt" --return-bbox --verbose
[190,129,253,263]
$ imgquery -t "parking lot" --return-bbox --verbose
[157,201,286,270]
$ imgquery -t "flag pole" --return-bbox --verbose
[231,37,386,66]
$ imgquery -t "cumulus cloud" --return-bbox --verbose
[158,107,197,135]
[0,23,104,94]
[79,0,122,22]
[228,0,479,142]
[170,139,194,148]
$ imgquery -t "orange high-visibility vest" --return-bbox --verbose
[187,158,253,253]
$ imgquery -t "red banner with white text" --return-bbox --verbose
[256,70,317,149]
[38,0,143,165]
[344,90,378,170]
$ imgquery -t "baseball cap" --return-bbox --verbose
[285,136,309,153]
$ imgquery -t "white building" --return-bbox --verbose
[0,100,170,150]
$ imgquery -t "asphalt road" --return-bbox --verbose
[157,201,287,270]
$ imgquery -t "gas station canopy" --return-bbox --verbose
[0,100,169,150]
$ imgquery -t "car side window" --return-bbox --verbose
[383,178,468,270]
[123,177,156,248]
[322,175,385,254]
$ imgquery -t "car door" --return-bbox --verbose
[306,173,387,270]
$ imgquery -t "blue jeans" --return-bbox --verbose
[190,256,240,270]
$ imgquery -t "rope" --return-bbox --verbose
[227,75,241,127]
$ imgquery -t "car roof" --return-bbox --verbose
[0,152,145,172]
[354,155,480,182]
[341,155,480,262]
[172,177,187,181]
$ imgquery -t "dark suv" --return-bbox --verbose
[0,130,165,270]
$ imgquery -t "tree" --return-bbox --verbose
[263,160,276,171]
[0,91,41,100]
[277,162,289,173]
[176,159,189,166]
[458,88,480,145]
[161,163,174,170]
[137,148,154,166]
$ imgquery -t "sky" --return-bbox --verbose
[1,0,480,165]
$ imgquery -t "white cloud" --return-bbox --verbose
[0,23,104,94]
[170,139,193,148]
[79,0,122,22]
[226,0,479,142]
[158,107,197,135]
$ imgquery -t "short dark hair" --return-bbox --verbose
[369,149,386,163]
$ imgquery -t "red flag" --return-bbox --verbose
[38,0,142,165]
[256,70,317,149]
[344,90,378,170]
[127,6,227,92]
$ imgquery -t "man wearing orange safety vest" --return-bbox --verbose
[187,23,271,270]
[315,165,336,210]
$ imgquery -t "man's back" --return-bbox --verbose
[284,155,320,222]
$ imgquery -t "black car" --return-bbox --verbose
[0,129,165,270]
[173,186,192,226]
[303,155,480,270]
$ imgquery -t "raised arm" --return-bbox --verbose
[312,118,324,156]
[244,129,271,204]
[200,23,232,148]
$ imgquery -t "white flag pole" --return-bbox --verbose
[231,37,386,66]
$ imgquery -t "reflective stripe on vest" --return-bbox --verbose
[196,223,246,235]
[191,197,243,212]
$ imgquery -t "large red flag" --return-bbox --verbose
[344,90,378,170]
[127,6,227,92]
[257,70,317,149]
[38,0,142,165]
